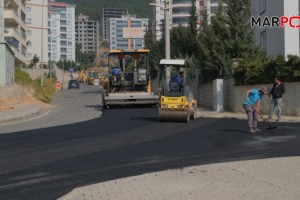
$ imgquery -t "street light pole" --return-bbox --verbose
[150,0,172,85]
[40,0,46,87]
[164,0,171,85]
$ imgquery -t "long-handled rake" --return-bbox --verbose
[249,104,277,130]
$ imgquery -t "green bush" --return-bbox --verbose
[233,55,300,85]
[15,67,32,85]
[33,78,56,103]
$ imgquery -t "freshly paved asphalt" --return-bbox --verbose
[0,85,299,200]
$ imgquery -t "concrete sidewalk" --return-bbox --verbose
[195,107,300,123]
[0,104,42,124]
[59,156,300,200]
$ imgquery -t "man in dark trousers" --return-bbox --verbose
[268,77,285,121]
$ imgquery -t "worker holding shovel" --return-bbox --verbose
[243,87,268,133]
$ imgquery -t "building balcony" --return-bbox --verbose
[172,3,192,8]
[4,36,26,64]
[4,0,18,11]
[4,28,19,40]
[4,9,19,26]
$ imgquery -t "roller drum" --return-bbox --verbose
[159,110,190,123]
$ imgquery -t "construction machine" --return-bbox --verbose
[158,59,197,123]
[87,71,99,85]
[78,70,87,83]
[102,49,158,107]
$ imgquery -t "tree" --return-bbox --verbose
[198,3,231,83]
[189,0,199,56]
[31,54,40,68]
[170,26,192,57]
[225,0,261,60]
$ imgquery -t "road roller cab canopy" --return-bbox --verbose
[108,49,150,60]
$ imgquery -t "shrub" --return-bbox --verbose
[15,67,32,85]
[233,55,300,85]
[33,78,56,103]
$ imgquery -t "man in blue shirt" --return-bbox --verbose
[243,87,267,133]
[171,71,184,92]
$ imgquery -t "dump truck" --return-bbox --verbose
[102,49,158,107]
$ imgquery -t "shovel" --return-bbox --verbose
[248,103,277,130]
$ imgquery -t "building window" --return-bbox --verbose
[260,30,267,51]
[27,53,32,60]
[26,18,32,24]
[210,6,218,14]
[259,0,266,14]
[26,30,32,36]
[26,7,31,13]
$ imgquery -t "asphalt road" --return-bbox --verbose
[0,84,299,200]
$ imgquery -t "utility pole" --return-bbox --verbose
[40,0,46,87]
[164,0,171,85]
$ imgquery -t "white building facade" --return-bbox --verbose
[0,0,4,41]
[108,16,148,50]
[153,0,200,41]
[25,0,48,67]
[75,13,100,55]
[48,2,76,62]
[251,0,300,57]
[3,0,27,65]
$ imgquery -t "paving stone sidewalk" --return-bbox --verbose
[0,104,42,124]
[59,156,300,200]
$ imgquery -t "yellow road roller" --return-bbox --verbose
[158,59,197,122]
[159,81,197,122]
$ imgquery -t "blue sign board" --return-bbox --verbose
[69,68,74,72]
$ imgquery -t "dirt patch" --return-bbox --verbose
[0,98,17,111]
[0,85,53,112]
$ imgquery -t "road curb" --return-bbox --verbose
[0,104,42,124]
[195,110,300,123]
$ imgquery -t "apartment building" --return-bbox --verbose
[0,0,4,41]
[100,8,128,41]
[251,0,300,57]
[48,1,76,62]
[25,0,48,67]
[152,0,172,41]
[108,15,148,50]
[152,0,200,40]
[172,0,200,27]
[75,13,100,55]
[3,0,27,65]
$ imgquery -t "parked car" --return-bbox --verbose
[68,80,80,89]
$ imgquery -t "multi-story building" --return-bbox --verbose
[3,0,27,65]
[108,15,148,50]
[153,0,172,41]
[48,1,76,62]
[75,13,100,56]
[251,0,300,57]
[152,0,201,41]
[172,0,200,27]
[100,8,128,41]
[25,0,48,67]
[0,0,4,41]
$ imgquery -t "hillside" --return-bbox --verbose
[63,0,153,21]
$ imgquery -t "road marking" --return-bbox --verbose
[0,111,51,126]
